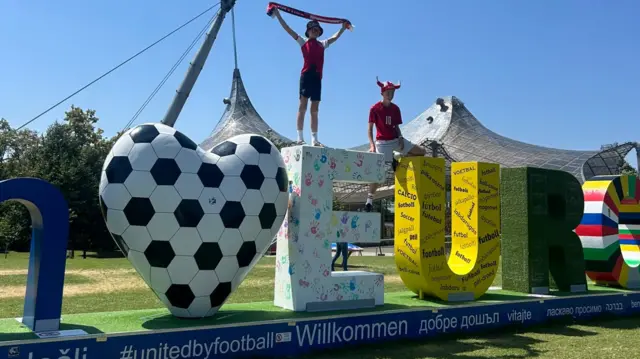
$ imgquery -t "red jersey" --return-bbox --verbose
[296,36,330,79]
[369,102,402,141]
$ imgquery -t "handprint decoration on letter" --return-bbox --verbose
[274,146,384,311]
[309,220,320,235]
[351,215,360,229]
[354,153,364,167]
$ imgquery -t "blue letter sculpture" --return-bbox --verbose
[0,178,69,332]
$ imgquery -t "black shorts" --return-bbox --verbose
[299,70,322,102]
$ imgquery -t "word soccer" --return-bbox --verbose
[2,137,640,359]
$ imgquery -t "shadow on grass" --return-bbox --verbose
[85,251,125,259]
[579,315,640,331]
[389,292,531,308]
[294,331,549,359]
[0,323,103,343]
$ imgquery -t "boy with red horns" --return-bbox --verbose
[365,77,428,212]
[272,8,348,146]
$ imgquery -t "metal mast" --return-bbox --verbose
[161,0,236,127]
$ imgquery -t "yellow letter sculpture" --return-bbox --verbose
[394,157,501,301]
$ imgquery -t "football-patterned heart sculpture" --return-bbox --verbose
[98,123,289,318]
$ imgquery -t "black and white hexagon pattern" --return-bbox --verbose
[99,123,288,318]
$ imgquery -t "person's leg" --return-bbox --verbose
[296,96,309,144]
[331,243,341,271]
[399,138,428,157]
[341,243,349,271]
[297,73,311,144]
[366,140,394,211]
[366,182,378,212]
[407,144,427,156]
[310,75,323,146]
[310,100,321,145]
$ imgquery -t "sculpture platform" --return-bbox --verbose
[1,286,639,358]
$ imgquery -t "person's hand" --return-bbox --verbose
[272,8,280,18]
[398,138,404,151]
[369,144,376,153]
[342,22,349,30]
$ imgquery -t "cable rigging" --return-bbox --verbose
[122,12,219,131]
[15,2,221,131]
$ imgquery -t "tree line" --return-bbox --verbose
[0,107,119,257]
[0,108,637,258]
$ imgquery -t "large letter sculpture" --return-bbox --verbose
[501,167,587,294]
[0,178,69,331]
[577,175,640,288]
[274,146,384,311]
[394,157,501,301]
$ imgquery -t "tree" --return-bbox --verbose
[0,119,41,254]
[32,107,114,257]
[0,107,116,257]
[619,160,638,176]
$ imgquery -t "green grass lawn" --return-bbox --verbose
[1,252,639,358]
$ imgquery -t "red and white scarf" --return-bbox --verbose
[266,2,354,30]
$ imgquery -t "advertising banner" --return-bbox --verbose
[4,292,640,359]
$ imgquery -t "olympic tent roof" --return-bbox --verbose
[337,96,637,204]
[200,68,292,151]
[201,79,636,205]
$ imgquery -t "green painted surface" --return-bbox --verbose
[627,175,636,198]
[583,243,619,261]
[0,286,633,343]
[501,167,587,293]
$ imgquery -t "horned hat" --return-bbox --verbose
[376,76,401,93]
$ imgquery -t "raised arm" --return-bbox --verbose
[326,22,348,46]
[273,9,299,40]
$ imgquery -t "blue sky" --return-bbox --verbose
[1,0,638,166]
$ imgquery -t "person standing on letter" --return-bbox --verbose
[365,78,428,212]
[272,8,348,146]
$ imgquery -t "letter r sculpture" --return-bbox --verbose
[274,146,385,312]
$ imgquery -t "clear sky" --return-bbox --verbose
[1,0,638,166]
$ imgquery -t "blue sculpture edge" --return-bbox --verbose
[0,177,69,332]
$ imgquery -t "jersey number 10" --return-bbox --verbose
[385,116,392,125]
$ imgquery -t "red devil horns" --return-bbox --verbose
[376,76,401,93]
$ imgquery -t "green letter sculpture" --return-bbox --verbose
[501,167,587,294]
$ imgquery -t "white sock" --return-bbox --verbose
[311,132,318,144]
[366,194,373,205]
[297,130,304,142]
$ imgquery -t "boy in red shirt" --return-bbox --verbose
[273,8,347,146]
[365,78,427,212]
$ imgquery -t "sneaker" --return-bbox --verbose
[295,140,306,145]
[364,203,372,212]
[312,141,324,147]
